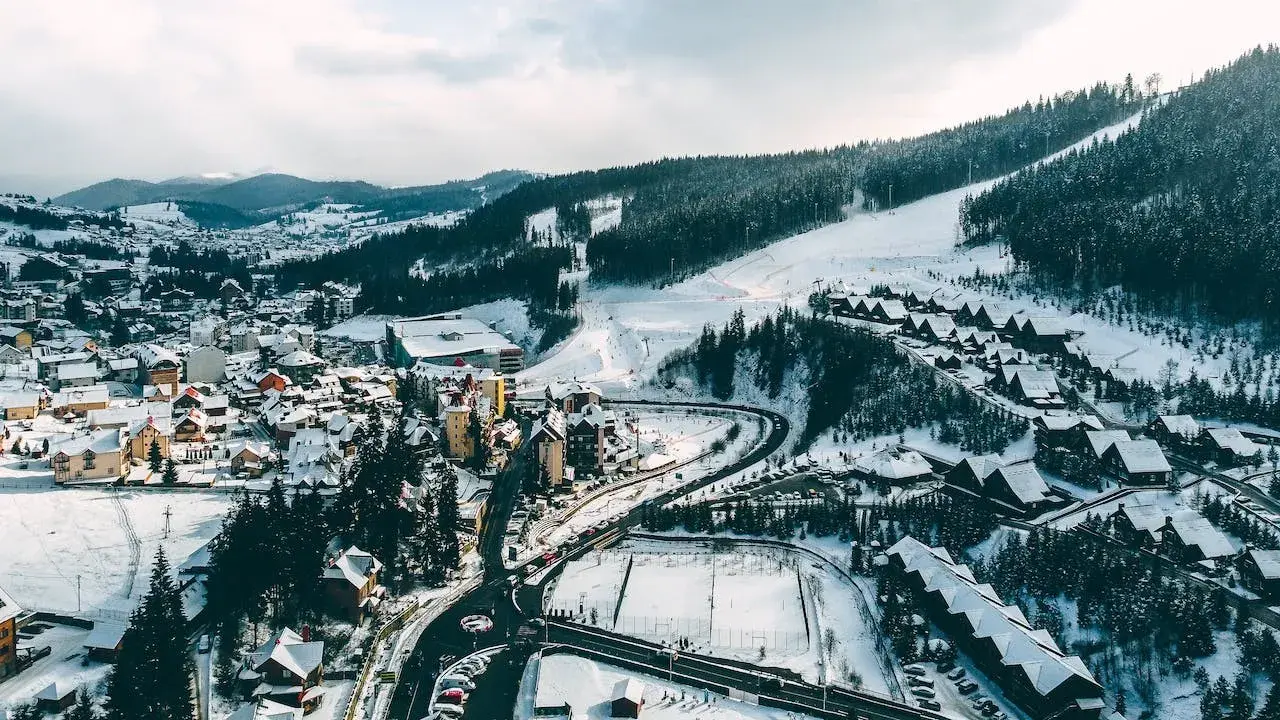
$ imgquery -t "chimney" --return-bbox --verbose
[301,624,311,642]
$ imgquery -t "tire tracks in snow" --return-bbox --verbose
[110,490,142,600]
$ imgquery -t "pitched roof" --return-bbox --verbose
[1248,549,1280,580]
[250,628,324,679]
[1084,430,1131,458]
[1109,439,1171,474]
[612,678,645,704]
[1155,415,1201,438]
[886,536,1100,698]
[1166,510,1234,559]
[856,448,933,480]
[322,546,383,588]
[991,462,1053,505]
[1204,428,1261,457]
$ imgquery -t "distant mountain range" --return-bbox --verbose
[53,170,533,227]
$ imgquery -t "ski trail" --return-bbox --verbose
[111,490,142,600]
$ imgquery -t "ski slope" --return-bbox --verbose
[519,109,1151,395]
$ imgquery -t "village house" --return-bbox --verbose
[1238,548,1280,599]
[277,350,326,386]
[174,408,210,442]
[0,391,42,420]
[1200,427,1262,466]
[544,380,601,415]
[133,343,181,396]
[529,407,568,487]
[1147,415,1202,450]
[1110,504,1233,567]
[229,439,271,477]
[566,403,634,475]
[1033,413,1104,450]
[1081,430,1132,461]
[945,456,1056,516]
[126,415,171,462]
[1101,439,1173,486]
[853,447,934,486]
[55,361,98,389]
[51,384,111,416]
[50,429,127,483]
[0,584,20,679]
[826,292,854,317]
[0,326,33,349]
[321,546,384,623]
[868,298,908,324]
[239,627,325,713]
[885,537,1104,720]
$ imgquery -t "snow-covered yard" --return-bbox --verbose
[0,484,231,615]
[545,538,893,693]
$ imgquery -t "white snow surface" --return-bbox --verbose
[0,482,231,615]
[518,653,820,720]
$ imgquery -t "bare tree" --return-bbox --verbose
[1144,72,1163,99]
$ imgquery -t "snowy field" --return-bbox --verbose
[546,538,893,692]
[516,653,820,720]
[0,484,231,615]
[120,202,196,228]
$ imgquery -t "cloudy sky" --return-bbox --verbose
[1,0,1277,196]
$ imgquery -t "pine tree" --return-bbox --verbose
[436,469,461,570]
[65,690,101,720]
[161,457,179,485]
[147,439,163,473]
[106,548,195,720]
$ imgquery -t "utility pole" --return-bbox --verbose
[967,159,974,185]
[887,184,894,211]
[163,504,172,539]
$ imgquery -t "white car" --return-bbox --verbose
[439,676,476,691]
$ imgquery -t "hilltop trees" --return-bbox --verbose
[662,307,1026,452]
[280,78,1136,298]
[962,46,1280,325]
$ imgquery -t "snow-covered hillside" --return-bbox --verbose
[518,108,1224,401]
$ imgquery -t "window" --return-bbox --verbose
[83,450,96,470]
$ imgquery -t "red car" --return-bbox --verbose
[437,688,466,704]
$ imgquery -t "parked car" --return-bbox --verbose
[438,676,475,691]
[910,687,935,699]
[197,635,211,654]
[436,689,467,705]
[908,677,934,689]
[432,703,464,718]
[917,699,941,711]
[957,681,979,695]
[903,664,926,677]
[946,667,966,681]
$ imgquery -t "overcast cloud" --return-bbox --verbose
[1,0,1277,196]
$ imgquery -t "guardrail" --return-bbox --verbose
[341,575,484,720]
